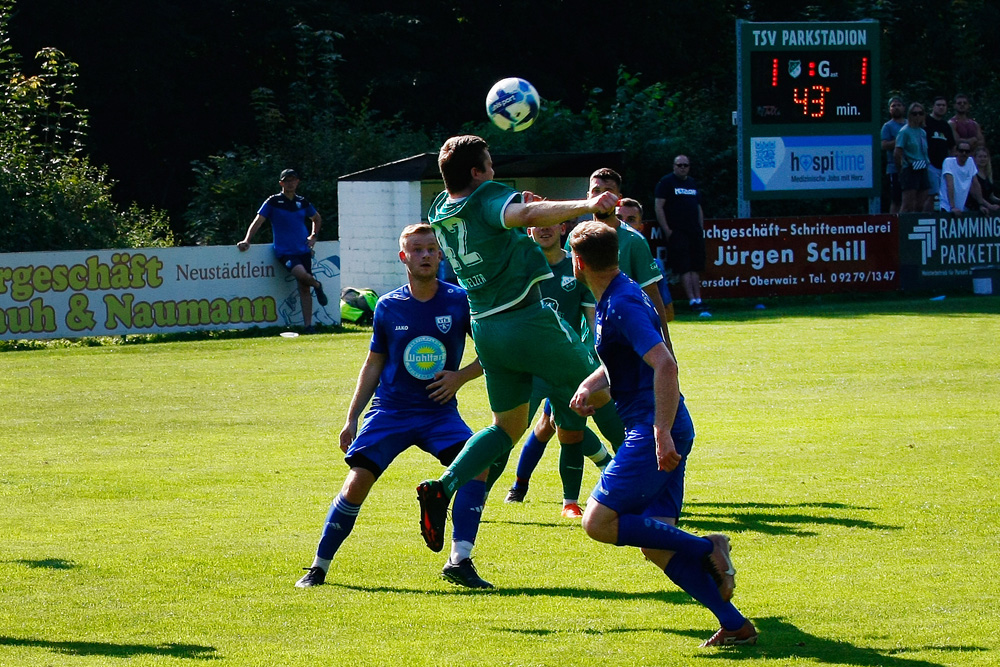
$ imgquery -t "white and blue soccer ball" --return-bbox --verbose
[486,78,540,132]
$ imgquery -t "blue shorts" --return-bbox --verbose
[590,411,694,521]
[276,252,312,273]
[345,407,473,476]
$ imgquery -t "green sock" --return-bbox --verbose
[592,402,625,453]
[441,425,513,497]
[483,448,511,497]
[580,427,613,468]
[558,441,585,501]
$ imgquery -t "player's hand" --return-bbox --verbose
[339,420,358,453]
[428,371,461,404]
[522,190,545,203]
[307,234,317,249]
[237,240,250,251]
[589,191,620,217]
[654,426,681,472]
[570,386,595,417]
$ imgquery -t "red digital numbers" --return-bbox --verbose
[792,85,831,118]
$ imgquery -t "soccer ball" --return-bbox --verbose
[486,78,540,132]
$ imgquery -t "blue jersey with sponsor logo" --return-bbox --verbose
[257,193,318,257]
[595,272,692,437]
[369,281,472,411]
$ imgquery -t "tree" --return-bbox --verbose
[0,0,173,253]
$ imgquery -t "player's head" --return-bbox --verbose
[528,222,565,250]
[399,223,440,280]
[589,168,622,220]
[439,135,492,194]
[617,198,643,226]
[569,221,619,282]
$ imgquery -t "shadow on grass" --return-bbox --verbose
[332,583,693,604]
[499,616,983,666]
[0,637,218,660]
[668,616,982,666]
[679,501,901,537]
[8,558,77,569]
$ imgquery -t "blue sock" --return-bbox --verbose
[514,432,549,486]
[316,493,361,560]
[664,552,747,630]
[616,514,713,557]
[451,479,486,545]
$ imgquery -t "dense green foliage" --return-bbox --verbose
[10,1,1000,242]
[0,2,172,253]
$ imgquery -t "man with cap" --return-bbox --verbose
[238,169,329,332]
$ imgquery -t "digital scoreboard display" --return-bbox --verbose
[749,51,872,124]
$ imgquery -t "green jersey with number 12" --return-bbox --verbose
[428,181,552,319]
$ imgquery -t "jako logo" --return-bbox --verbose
[790,151,866,174]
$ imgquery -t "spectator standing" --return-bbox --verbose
[653,155,707,312]
[949,94,986,152]
[881,97,907,214]
[894,103,932,213]
[926,96,957,204]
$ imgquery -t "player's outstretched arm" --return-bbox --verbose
[504,191,619,229]
[340,351,387,452]
[643,342,681,472]
[427,358,483,404]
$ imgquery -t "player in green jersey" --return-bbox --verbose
[485,222,623,518]
[583,169,674,353]
[417,135,619,552]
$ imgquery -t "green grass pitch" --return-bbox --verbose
[2,295,998,666]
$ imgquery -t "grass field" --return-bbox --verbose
[2,295,998,666]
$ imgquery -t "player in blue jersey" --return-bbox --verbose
[416,135,621,552]
[567,221,758,647]
[296,224,494,589]
[238,169,329,332]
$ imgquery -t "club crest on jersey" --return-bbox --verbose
[561,275,576,292]
[435,315,452,333]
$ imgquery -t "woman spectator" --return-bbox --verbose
[972,146,1000,206]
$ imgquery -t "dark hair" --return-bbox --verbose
[933,96,947,104]
[439,135,489,193]
[619,197,643,215]
[589,168,622,189]
[569,221,619,271]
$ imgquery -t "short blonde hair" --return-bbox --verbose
[399,223,436,251]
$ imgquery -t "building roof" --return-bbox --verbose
[339,151,625,181]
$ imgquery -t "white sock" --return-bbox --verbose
[310,557,332,572]
[449,540,473,564]
[563,498,579,507]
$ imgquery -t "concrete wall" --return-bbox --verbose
[338,180,421,297]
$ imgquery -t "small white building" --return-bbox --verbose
[337,151,623,297]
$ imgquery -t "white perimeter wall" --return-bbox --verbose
[338,180,421,297]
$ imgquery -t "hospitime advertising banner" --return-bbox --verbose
[699,214,898,298]
[0,242,340,340]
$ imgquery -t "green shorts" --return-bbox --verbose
[471,301,598,429]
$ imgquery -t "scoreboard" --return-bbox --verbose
[737,21,881,202]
